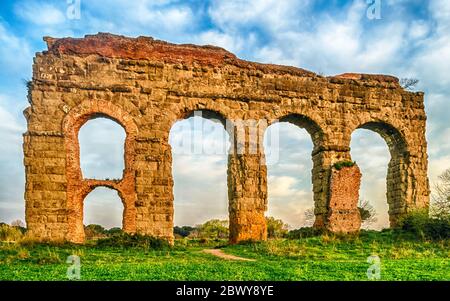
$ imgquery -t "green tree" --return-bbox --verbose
[106,227,123,236]
[84,224,107,240]
[358,200,377,228]
[432,169,450,220]
[194,219,229,240]
[266,216,289,238]
[174,226,195,238]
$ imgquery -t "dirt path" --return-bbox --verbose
[202,249,256,261]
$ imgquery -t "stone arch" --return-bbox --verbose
[63,100,138,243]
[169,108,232,151]
[170,104,234,135]
[356,121,409,155]
[350,119,410,227]
[82,185,125,230]
[62,100,138,177]
[23,34,430,243]
[264,113,326,228]
[273,113,326,150]
[184,110,228,127]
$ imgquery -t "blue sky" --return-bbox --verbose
[0,0,449,229]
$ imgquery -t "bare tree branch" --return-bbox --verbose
[400,78,419,90]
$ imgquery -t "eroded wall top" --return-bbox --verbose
[42,32,401,86]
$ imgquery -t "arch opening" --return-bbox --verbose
[169,110,231,239]
[79,117,126,179]
[264,116,319,231]
[83,186,124,238]
[351,121,409,229]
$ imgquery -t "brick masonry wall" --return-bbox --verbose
[23,33,430,243]
[327,165,362,233]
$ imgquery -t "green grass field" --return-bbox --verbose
[0,231,449,281]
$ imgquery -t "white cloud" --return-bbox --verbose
[429,0,450,30]
[266,174,312,229]
[268,176,307,199]
[0,106,23,134]
[0,94,26,148]
[351,129,391,229]
[409,20,430,40]
[411,36,450,94]
[267,199,311,229]
[14,2,66,25]
[264,121,314,228]
[0,94,26,224]
[429,155,450,186]
[194,30,249,53]
[79,118,126,179]
[209,0,311,32]
[84,187,123,228]
[264,122,313,167]
[253,2,409,75]
[10,0,197,42]
[0,22,32,74]
[131,4,193,29]
[172,152,229,226]
[82,0,196,39]
[170,118,230,226]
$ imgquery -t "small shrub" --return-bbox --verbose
[16,233,64,247]
[266,217,289,239]
[198,238,208,244]
[0,224,24,242]
[11,220,27,234]
[237,239,260,246]
[287,227,323,239]
[36,247,62,264]
[422,218,450,240]
[333,161,356,170]
[174,237,190,249]
[84,224,107,240]
[16,247,30,259]
[106,227,123,236]
[320,233,335,244]
[174,226,195,238]
[96,232,170,249]
[399,210,428,235]
[399,210,450,240]
[17,234,38,247]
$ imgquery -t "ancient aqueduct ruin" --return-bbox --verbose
[23,33,430,243]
